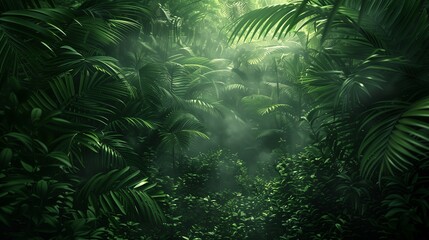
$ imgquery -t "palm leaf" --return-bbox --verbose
[22,72,130,128]
[164,62,191,98]
[1,132,33,151]
[258,103,293,116]
[98,132,138,169]
[359,98,429,180]
[63,17,139,51]
[107,117,155,132]
[75,167,165,225]
[229,1,337,43]
[158,111,209,152]
[46,46,121,77]
[223,83,248,94]
[78,0,151,20]
[0,0,56,11]
[184,99,222,117]
[0,8,71,82]
[98,189,165,224]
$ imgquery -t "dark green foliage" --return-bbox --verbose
[1,0,429,239]
[231,0,429,179]
[270,147,380,239]
[159,150,278,239]
[229,0,429,239]
[0,0,165,239]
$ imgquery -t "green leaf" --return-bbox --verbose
[35,180,48,197]
[359,98,429,179]
[110,191,126,215]
[0,148,13,167]
[31,108,42,122]
[2,132,33,151]
[47,151,72,167]
[21,160,34,172]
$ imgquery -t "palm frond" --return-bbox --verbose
[258,103,293,116]
[52,131,101,164]
[302,50,400,110]
[98,189,165,224]
[107,117,155,132]
[98,132,138,169]
[75,167,165,225]
[23,72,130,128]
[334,0,429,63]
[164,62,191,98]
[46,46,122,77]
[359,98,429,180]
[78,0,151,20]
[184,99,222,117]
[229,1,327,43]
[159,111,209,151]
[0,8,71,82]
[1,132,34,151]
[63,17,139,51]
[223,83,248,93]
[0,0,55,11]
[176,56,214,72]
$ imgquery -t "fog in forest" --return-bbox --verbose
[1,0,428,239]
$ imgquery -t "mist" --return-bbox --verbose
[1,0,428,239]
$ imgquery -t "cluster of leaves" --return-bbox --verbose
[231,0,429,180]
[0,0,278,238]
[157,150,279,239]
[265,145,429,240]
[147,144,427,239]
[2,0,429,239]
[267,147,380,239]
[230,0,429,239]
[0,0,169,238]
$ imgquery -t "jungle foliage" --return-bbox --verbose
[0,0,428,239]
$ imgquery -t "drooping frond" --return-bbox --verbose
[229,2,328,43]
[184,99,222,117]
[0,8,71,82]
[158,111,209,152]
[46,46,122,77]
[164,62,191,98]
[22,72,129,127]
[75,167,165,225]
[0,0,55,11]
[98,132,139,169]
[258,103,293,116]
[224,83,248,93]
[108,117,155,132]
[359,98,429,180]
[77,0,151,20]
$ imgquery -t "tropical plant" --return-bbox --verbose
[0,0,166,238]
[230,0,429,238]
[159,150,277,239]
[118,28,240,170]
[2,0,429,238]
[230,0,429,179]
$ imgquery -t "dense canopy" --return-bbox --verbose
[1,0,428,239]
